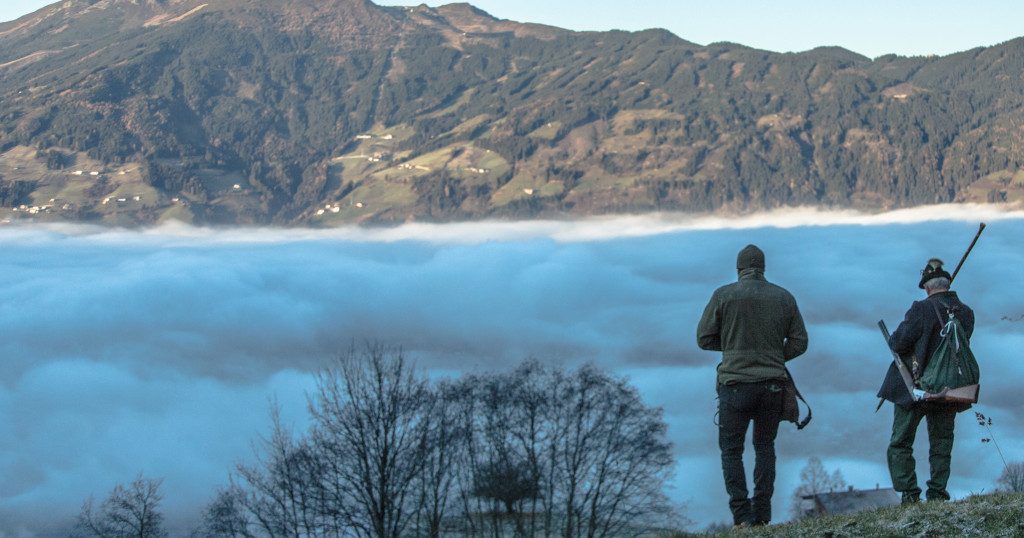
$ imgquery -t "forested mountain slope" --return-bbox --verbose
[2,0,1023,225]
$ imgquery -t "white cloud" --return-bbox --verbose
[7,203,1022,245]
[0,210,1021,531]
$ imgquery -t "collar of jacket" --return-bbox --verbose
[928,290,959,302]
[738,268,766,281]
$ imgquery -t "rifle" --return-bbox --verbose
[877,320,946,406]
[950,223,986,283]
[875,222,986,408]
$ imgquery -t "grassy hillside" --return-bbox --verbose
[678,493,1024,537]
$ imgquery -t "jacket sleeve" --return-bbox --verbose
[889,302,923,356]
[784,301,809,361]
[697,291,722,351]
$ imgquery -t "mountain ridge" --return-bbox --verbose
[2,0,1024,226]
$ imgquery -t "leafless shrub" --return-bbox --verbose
[997,462,1024,493]
[74,474,167,538]
[791,456,847,519]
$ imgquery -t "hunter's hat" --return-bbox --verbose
[737,244,765,270]
[918,258,952,289]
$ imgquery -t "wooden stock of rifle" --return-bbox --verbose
[878,320,946,402]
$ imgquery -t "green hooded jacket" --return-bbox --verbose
[697,268,808,384]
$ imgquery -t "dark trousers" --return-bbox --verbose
[887,404,956,502]
[717,381,784,525]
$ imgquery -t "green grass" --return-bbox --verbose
[962,169,1024,203]
[322,177,417,222]
[422,89,477,119]
[450,114,492,137]
[194,168,246,196]
[571,171,640,194]
[528,121,562,141]
[156,202,195,224]
[491,173,557,206]
[369,146,453,181]
[612,109,687,124]
[0,144,175,220]
[447,146,510,186]
[668,493,1024,537]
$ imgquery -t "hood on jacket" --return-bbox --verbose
[737,244,765,271]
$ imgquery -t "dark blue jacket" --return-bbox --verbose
[890,291,974,377]
[877,291,974,409]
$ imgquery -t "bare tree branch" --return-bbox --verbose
[73,474,167,538]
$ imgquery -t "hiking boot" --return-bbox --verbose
[901,493,920,504]
[926,488,951,502]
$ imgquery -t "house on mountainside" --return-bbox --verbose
[801,486,901,517]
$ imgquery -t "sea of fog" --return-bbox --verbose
[1,205,1022,534]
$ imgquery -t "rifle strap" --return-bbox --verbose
[785,367,812,430]
[930,297,959,349]
[929,297,949,326]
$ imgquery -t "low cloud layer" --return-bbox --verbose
[1,209,1022,533]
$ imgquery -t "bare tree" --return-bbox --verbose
[472,459,540,515]
[74,475,167,538]
[411,380,467,538]
[198,345,439,538]
[997,461,1024,493]
[200,403,343,538]
[452,360,677,538]
[240,408,338,537]
[192,486,254,538]
[791,457,847,518]
[458,361,554,537]
[555,364,676,538]
[200,355,678,538]
[309,344,431,538]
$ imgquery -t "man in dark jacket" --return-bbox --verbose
[697,244,808,526]
[887,258,975,503]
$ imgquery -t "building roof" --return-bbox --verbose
[803,487,901,515]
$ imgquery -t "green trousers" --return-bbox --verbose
[887,404,956,502]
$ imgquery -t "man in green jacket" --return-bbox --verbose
[697,244,808,527]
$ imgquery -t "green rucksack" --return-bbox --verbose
[918,302,980,395]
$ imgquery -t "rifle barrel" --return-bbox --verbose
[950,223,986,283]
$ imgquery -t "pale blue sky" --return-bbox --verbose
[2,0,1021,58]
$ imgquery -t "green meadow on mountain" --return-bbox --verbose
[2,0,1024,226]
